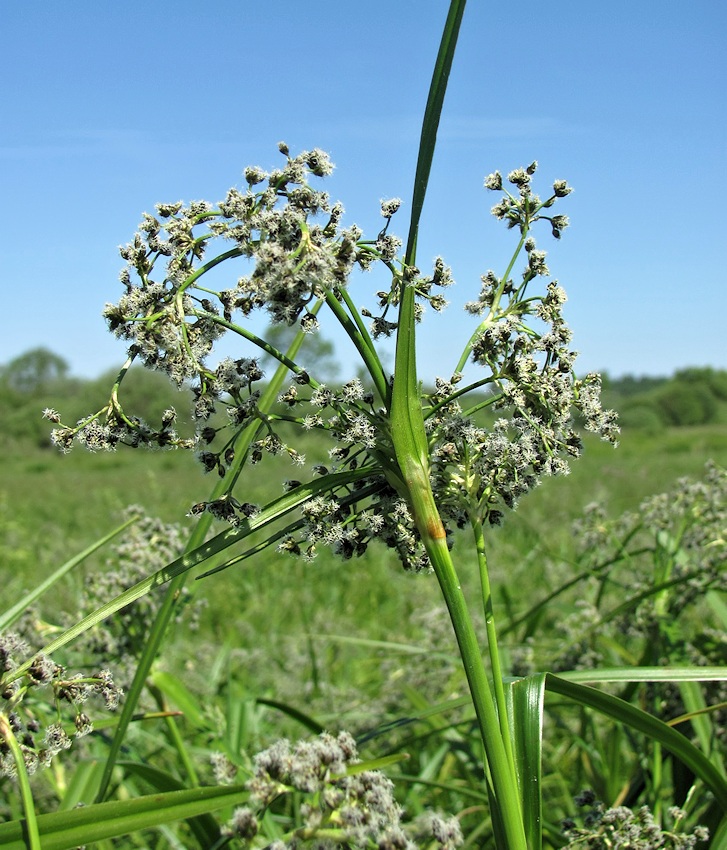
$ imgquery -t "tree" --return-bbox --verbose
[0,347,69,394]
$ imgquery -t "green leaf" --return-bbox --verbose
[506,673,545,850]
[0,785,248,850]
[0,515,137,633]
[552,666,726,684]
[707,589,727,628]
[678,681,725,775]
[57,760,106,811]
[545,673,727,810]
[393,0,468,472]
[405,0,468,259]
[150,671,207,730]
[116,762,222,847]
[255,698,325,735]
[197,473,383,579]
[95,319,336,802]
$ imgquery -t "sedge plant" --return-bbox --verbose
[2,1,726,847]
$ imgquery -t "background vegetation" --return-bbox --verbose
[1,347,725,846]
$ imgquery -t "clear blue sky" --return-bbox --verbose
[2,1,725,382]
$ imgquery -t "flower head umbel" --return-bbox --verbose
[223,731,463,850]
[49,151,616,572]
[0,628,123,779]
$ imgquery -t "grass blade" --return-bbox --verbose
[545,673,727,810]
[506,673,545,850]
[93,317,340,801]
[0,515,137,632]
[405,0,468,257]
[553,667,726,684]
[0,785,249,850]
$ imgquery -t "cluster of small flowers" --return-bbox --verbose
[66,507,196,689]
[275,483,432,572]
[485,162,572,237]
[106,144,341,383]
[264,376,429,569]
[45,146,359,455]
[223,731,462,849]
[550,600,606,673]
[361,201,455,339]
[48,147,453,487]
[573,461,726,597]
[45,403,189,455]
[541,464,727,746]
[0,630,122,779]
[562,791,708,849]
[559,462,726,667]
[47,153,618,579]
[419,164,618,526]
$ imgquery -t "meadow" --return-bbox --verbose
[1,417,725,847]
[1,3,725,841]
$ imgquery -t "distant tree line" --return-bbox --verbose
[1,348,726,447]
[600,367,727,431]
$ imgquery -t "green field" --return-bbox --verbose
[1,414,725,846]
[3,422,724,707]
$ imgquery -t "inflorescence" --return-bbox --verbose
[220,730,463,849]
[562,791,708,849]
[47,147,618,573]
[0,629,122,780]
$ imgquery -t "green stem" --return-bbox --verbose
[388,1,526,844]
[195,311,319,387]
[337,284,391,404]
[322,287,389,403]
[178,247,243,293]
[454,228,529,375]
[417,508,527,850]
[0,712,42,850]
[471,513,518,776]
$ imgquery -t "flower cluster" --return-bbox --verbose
[48,145,368,455]
[0,630,122,780]
[549,461,727,676]
[424,164,618,526]
[47,150,618,576]
[562,791,708,849]
[223,731,463,849]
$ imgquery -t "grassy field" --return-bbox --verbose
[2,423,725,688]
[1,423,725,844]
[4,421,724,577]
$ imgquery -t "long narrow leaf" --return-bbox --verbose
[545,673,727,810]
[255,698,325,735]
[197,476,384,579]
[405,0,468,256]
[678,682,724,775]
[0,785,249,850]
[506,673,545,850]
[553,667,726,684]
[150,671,208,730]
[116,761,222,847]
[95,309,343,800]
[11,467,372,682]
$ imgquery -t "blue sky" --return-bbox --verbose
[2,1,725,383]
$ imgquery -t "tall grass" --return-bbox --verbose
[1,1,725,847]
